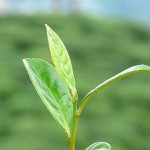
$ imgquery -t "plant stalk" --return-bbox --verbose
[68,102,79,150]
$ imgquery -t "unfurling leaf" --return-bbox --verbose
[85,142,111,150]
[45,24,77,100]
[23,58,73,136]
[78,65,150,115]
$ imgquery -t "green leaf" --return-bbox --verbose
[78,65,150,115]
[45,24,77,99]
[85,142,111,150]
[23,58,73,136]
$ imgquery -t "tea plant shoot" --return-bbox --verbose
[23,24,150,150]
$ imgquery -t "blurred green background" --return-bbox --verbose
[0,14,150,150]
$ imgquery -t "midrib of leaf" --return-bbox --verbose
[53,37,72,88]
[24,59,71,135]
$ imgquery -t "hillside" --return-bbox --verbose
[0,15,150,150]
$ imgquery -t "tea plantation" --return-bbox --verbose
[0,15,150,150]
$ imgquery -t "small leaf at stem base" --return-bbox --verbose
[85,142,111,150]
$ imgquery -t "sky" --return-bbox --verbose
[0,0,150,25]
[80,0,150,24]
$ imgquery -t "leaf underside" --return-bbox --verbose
[85,142,111,150]
[45,24,77,97]
[79,65,150,114]
[23,58,73,135]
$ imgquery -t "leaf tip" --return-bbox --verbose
[22,58,29,73]
[45,24,49,29]
[45,24,52,33]
[22,58,27,65]
[22,58,31,69]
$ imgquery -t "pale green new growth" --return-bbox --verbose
[23,24,150,150]
[45,24,77,101]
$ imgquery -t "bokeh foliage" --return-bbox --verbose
[0,15,150,150]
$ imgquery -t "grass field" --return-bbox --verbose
[0,15,150,150]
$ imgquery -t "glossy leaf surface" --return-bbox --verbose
[45,24,77,98]
[23,58,73,135]
[85,142,111,150]
[79,65,150,115]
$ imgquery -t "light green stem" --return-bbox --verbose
[68,102,79,150]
